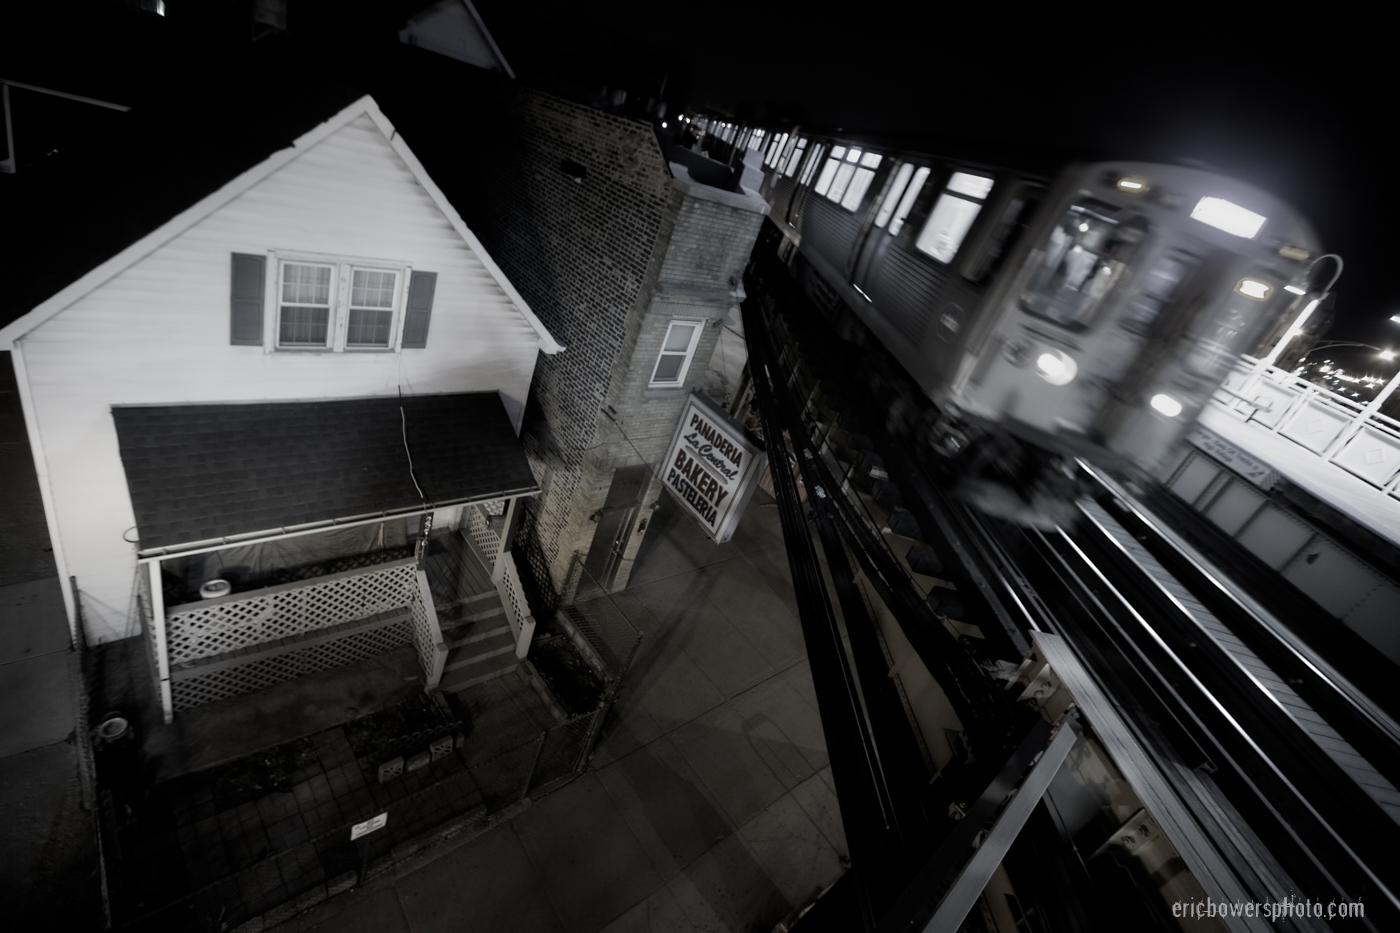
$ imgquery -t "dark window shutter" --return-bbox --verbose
[230,253,266,346]
[401,270,437,349]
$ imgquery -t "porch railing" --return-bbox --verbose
[1212,356,1400,499]
[159,557,438,714]
[493,551,537,660]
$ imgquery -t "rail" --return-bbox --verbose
[491,550,536,660]
[1214,356,1400,496]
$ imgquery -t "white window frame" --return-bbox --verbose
[269,251,411,353]
[649,318,705,388]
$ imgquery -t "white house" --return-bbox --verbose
[0,93,562,721]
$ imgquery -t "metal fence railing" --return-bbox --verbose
[1213,356,1400,499]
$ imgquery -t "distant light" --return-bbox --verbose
[156,0,165,13]
[1191,197,1267,238]
[1391,314,1400,325]
[1383,351,1396,361]
[1117,176,1148,192]
[1078,223,1090,232]
[1151,394,1183,417]
[1279,246,1310,260]
[661,122,667,128]
[1235,278,1273,300]
[1321,365,1332,372]
[1284,284,1307,295]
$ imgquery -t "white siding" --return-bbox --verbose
[20,114,544,644]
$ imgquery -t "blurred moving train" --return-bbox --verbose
[693,119,1335,526]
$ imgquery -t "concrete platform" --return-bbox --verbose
[283,489,848,933]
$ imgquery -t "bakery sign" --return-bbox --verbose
[662,392,767,543]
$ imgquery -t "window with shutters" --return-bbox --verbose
[252,252,433,352]
[649,319,704,387]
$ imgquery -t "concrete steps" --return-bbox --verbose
[438,621,518,692]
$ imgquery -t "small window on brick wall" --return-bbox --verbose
[650,319,704,387]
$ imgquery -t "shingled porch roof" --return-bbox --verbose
[113,392,538,555]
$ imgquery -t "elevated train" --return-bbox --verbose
[700,120,1331,526]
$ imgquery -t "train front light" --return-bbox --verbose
[1235,278,1274,300]
[1151,393,1183,417]
[1034,349,1077,386]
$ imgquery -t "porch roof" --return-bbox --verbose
[113,392,538,554]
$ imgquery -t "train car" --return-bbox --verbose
[707,122,1330,526]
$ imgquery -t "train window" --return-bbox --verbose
[915,171,995,263]
[875,164,915,228]
[781,137,807,177]
[962,184,1044,282]
[840,152,883,211]
[1020,200,1147,330]
[765,133,790,168]
[887,166,930,236]
[814,147,845,196]
[1120,250,1200,334]
[799,143,826,186]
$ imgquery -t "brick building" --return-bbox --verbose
[366,45,770,600]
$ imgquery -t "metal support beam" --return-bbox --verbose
[920,718,1078,932]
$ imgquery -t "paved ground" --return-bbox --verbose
[287,488,848,933]
[0,351,103,927]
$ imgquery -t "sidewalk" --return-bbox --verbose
[283,488,848,933]
[0,352,103,926]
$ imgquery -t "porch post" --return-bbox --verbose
[492,497,519,585]
[147,559,174,724]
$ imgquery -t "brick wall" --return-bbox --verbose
[392,70,766,598]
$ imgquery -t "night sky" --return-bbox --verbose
[5,3,1388,358]
[475,3,1390,350]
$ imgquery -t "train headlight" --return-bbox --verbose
[1235,278,1274,300]
[1191,197,1266,238]
[1151,393,1184,417]
[1034,350,1077,386]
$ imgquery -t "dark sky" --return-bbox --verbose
[476,2,1391,347]
[4,2,1389,351]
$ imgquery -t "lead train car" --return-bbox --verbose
[746,129,1323,522]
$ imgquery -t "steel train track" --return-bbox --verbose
[744,230,1400,930]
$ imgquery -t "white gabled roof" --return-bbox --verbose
[0,94,563,355]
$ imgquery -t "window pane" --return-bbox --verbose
[663,322,696,352]
[915,194,984,263]
[947,171,994,200]
[840,167,876,211]
[784,140,806,176]
[653,353,684,382]
[888,166,930,236]
[351,269,396,308]
[814,157,840,196]
[799,145,824,184]
[1020,202,1147,329]
[279,305,329,345]
[875,163,914,228]
[827,163,856,203]
[859,152,882,168]
[347,308,393,347]
[282,263,330,305]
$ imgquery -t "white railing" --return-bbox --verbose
[414,568,448,690]
[463,501,505,570]
[1211,357,1400,499]
[493,550,537,660]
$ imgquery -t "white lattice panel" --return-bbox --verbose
[165,562,418,665]
[410,572,439,680]
[464,503,503,568]
[170,619,413,710]
[498,552,532,650]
